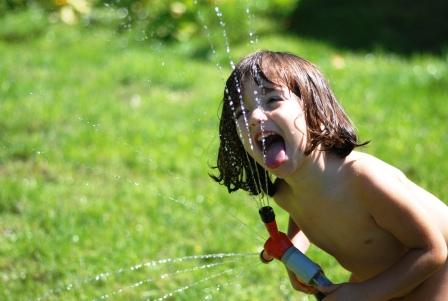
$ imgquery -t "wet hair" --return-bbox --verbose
[210,50,367,196]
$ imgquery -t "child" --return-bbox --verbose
[211,51,448,300]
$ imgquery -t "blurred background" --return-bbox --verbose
[1,0,447,300]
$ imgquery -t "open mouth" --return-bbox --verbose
[256,131,283,153]
[255,131,287,169]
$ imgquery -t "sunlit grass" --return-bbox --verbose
[0,12,447,301]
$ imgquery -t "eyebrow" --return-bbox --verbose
[262,85,282,96]
[262,86,275,94]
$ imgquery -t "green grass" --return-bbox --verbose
[0,7,447,301]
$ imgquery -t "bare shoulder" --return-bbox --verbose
[345,151,448,241]
[345,151,407,184]
[343,151,410,204]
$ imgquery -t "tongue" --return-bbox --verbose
[265,140,286,169]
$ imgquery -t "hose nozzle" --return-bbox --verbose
[258,206,332,301]
[259,206,275,223]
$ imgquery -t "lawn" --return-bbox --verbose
[0,5,447,301]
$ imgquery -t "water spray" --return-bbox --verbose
[258,206,332,301]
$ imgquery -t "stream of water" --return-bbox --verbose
[24,2,278,300]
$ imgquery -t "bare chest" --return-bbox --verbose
[278,193,406,278]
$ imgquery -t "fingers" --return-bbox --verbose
[259,249,274,263]
[317,283,340,295]
[293,280,318,294]
[287,269,317,294]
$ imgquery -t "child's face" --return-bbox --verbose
[234,77,308,179]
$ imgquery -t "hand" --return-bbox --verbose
[319,283,370,301]
[259,249,274,263]
[261,249,317,295]
[287,269,318,294]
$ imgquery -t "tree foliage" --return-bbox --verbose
[0,0,298,44]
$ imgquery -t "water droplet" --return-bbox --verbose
[117,8,128,19]
[72,235,79,243]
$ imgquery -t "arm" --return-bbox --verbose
[288,216,310,252]
[345,166,447,300]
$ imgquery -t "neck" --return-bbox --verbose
[283,149,341,195]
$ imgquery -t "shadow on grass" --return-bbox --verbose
[287,0,448,55]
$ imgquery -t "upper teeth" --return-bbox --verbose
[258,132,275,142]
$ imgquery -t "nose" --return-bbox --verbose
[250,107,267,127]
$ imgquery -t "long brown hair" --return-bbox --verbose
[211,50,367,196]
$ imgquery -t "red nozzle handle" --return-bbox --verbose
[259,206,293,259]
[264,231,293,259]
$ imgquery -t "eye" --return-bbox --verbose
[266,96,282,104]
